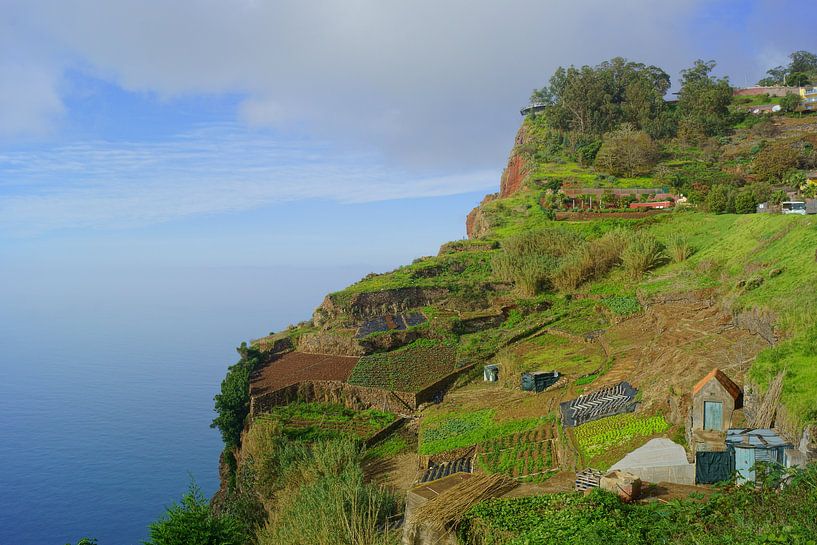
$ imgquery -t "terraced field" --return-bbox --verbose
[348,341,458,392]
[250,351,359,395]
[475,426,560,482]
[256,401,396,442]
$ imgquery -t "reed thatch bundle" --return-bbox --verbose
[411,474,516,533]
[753,370,785,429]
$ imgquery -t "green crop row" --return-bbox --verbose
[574,413,669,459]
[419,409,546,455]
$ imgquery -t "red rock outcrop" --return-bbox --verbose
[499,124,530,198]
[465,122,530,238]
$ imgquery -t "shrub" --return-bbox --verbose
[666,234,694,262]
[621,232,665,279]
[492,228,582,295]
[705,184,734,214]
[258,438,399,545]
[212,344,262,450]
[753,141,801,183]
[602,296,642,317]
[146,482,246,545]
[594,126,660,177]
[551,229,627,291]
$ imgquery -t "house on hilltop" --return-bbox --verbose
[691,368,742,433]
[800,86,817,112]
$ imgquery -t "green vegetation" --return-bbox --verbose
[419,409,545,455]
[212,343,263,450]
[595,126,660,177]
[330,251,495,307]
[146,482,246,545]
[365,435,408,459]
[475,427,558,481]
[256,438,399,545]
[621,231,665,279]
[460,465,817,544]
[348,340,458,391]
[255,402,395,442]
[574,413,669,462]
[602,296,641,316]
[758,50,817,86]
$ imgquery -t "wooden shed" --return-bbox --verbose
[691,369,742,433]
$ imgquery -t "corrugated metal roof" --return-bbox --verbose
[726,428,791,449]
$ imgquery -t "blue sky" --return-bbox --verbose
[1,0,815,271]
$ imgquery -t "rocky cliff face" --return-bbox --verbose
[465,123,529,239]
[465,193,497,239]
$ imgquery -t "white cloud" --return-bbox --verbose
[5,0,715,166]
[0,124,497,234]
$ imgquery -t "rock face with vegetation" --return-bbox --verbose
[146,52,817,545]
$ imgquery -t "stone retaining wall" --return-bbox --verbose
[250,363,476,417]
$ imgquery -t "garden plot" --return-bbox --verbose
[250,351,359,395]
[560,381,638,427]
[475,426,560,482]
[348,341,458,392]
[354,312,426,338]
[255,401,396,442]
[573,412,669,468]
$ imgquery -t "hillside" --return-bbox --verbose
[206,57,817,545]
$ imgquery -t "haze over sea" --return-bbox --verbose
[0,264,375,545]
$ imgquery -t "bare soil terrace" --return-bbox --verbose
[250,351,359,395]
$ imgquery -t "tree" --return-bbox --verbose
[146,482,246,545]
[788,72,812,87]
[676,60,733,139]
[706,184,733,214]
[770,189,787,204]
[211,344,261,450]
[594,125,660,177]
[531,57,672,136]
[753,142,801,183]
[734,189,758,214]
[788,50,817,78]
[757,50,817,86]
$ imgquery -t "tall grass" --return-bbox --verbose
[552,229,628,291]
[666,234,694,263]
[495,349,524,390]
[621,231,665,279]
[258,437,399,545]
[492,228,579,296]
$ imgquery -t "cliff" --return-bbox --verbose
[465,123,529,238]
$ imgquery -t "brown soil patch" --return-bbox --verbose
[250,351,359,395]
[640,481,714,503]
[598,300,769,410]
[503,471,576,497]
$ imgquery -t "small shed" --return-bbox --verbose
[610,438,695,485]
[521,371,559,392]
[727,428,792,484]
[483,364,499,382]
[691,369,742,433]
[693,431,732,484]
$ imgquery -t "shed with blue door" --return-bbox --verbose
[726,428,792,484]
[691,368,742,433]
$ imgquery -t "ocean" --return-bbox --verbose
[0,265,371,545]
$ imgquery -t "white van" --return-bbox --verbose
[781,201,806,215]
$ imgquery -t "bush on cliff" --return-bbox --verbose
[146,482,246,545]
[212,343,262,450]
